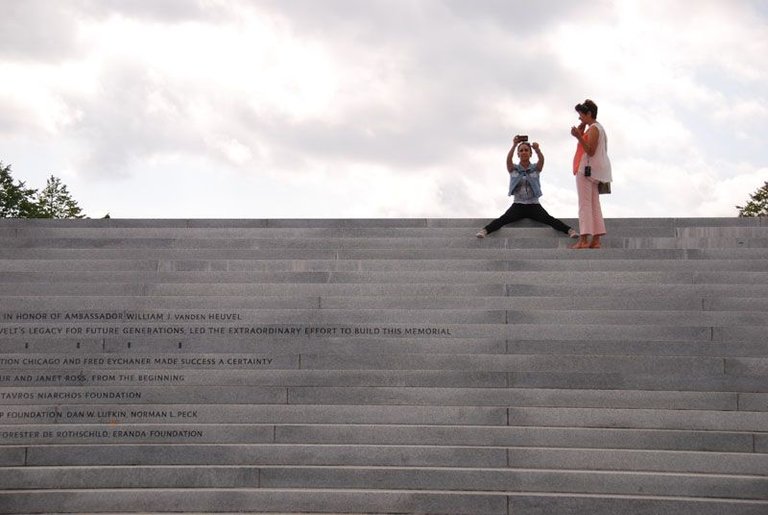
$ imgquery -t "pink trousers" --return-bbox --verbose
[575,173,606,236]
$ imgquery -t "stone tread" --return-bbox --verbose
[2,308,767,325]
[0,386,747,410]
[3,489,767,515]
[1,236,767,251]
[1,424,761,451]
[3,248,768,260]
[0,258,766,272]
[10,444,768,475]
[3,295,768,312]
[0,466,767,498]
[4,284,768,299]
[2,367,768,392]
[2,270,765,282]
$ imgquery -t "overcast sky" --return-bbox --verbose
[1,0,766,219]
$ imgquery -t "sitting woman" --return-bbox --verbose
[476,135,578,239]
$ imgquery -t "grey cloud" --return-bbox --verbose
[79,0,211,22]
[0,1,82,61]
[5,0,600,181]
[0,98,37,137]
[230,83,501,173]
[256,0,600,44]
[67,62,208,177]
[0,0,209,63]
[442,0,610,32]
[236,1,576,171]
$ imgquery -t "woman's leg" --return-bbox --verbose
[483,203,525,234]
[575,174,606,237]
[570,175,605,249]
[588,184,605,247]
[527,204,572,234]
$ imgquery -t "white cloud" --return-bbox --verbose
[0,0,766,219]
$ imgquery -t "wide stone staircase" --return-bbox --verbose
[0,217,766,514]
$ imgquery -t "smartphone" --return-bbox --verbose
[516,135,528,142]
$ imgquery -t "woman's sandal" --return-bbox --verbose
[569,241,590,249]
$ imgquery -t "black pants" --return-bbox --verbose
[484,203,571,234]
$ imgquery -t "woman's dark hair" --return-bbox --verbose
[575,99,598,118]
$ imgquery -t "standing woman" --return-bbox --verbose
[570,99,611,249]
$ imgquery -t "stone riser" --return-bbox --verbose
[0,295,759,308]
[4,444,767,475]
[2,259,768,273]
[2,225,764,236]
[2,309,767,325]
[4,424,762,450]
[0,216,763,226]
[0,386,757,410]
[4,284,768,299]
[4,324,762,341]
[2,369,767,392]
[1,467,768,501]
[3,296,768,312]
[4,248,768,260]
[2,237,767,250]
[3,227,675,238]
[2,490,767,515]
[2,405,768,430]
[2,270,766,282]
[0,351,748,372]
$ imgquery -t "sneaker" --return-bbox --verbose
[475,229,487,239]
[567,228,579,238]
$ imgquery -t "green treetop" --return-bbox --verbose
[737,181,768,217]
[0,162,39,217]
[34,175,86,219]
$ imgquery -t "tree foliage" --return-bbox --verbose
[737,181,768,217]
[1,162,86,219]
[0,162,39,217]
[34,175,85,219]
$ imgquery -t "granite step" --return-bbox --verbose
[4,294,768,311]
[1,258,766,273]
[1,236,766,250]
[2,223,763,236]
[2,366,767,392]
[1,490,767,515]
[0,217,766,513]
[150,256,768,272]
[0,322,757,343]
[2,308,766,325]
[275,424,766,450]
[0,386,744,410]
[4,283,768,298]
[15,444,768,475]
[19,444,508,468]
[0,352,732,373]
[0,216,763,227]
[1,270,766,286]
[2,424,761,451]
[3,247,768,260]
[1,466,768,500]
[2,226,678,238]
